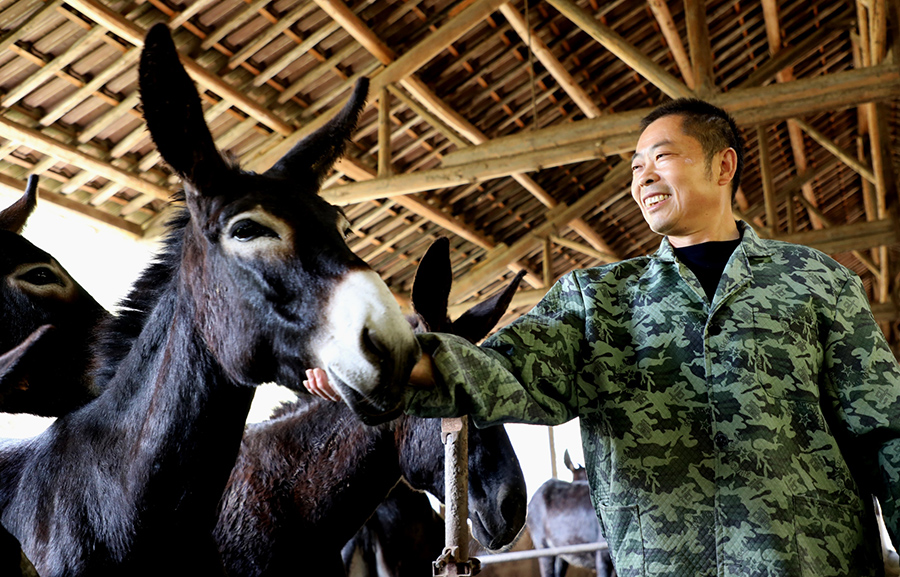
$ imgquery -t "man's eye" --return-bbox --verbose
[18,267,62,286]
[230,219,279,241]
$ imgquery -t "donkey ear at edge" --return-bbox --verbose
[450,269,526,344]
[0,325,55,396]
[264,78,369,184]
[0,175,39,234]
[138,23,226,188]
[410,237,453,332]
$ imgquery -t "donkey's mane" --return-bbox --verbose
[92,198,189,389]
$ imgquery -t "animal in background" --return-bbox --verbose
[0,175,111,577]
[342,481,443,577]
[0,24,417,576]
[340,237,528,577]
[0,174,109,417]
[215,237,527,576]
[527,450,615,577]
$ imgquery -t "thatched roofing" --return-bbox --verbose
[0,0,898,348]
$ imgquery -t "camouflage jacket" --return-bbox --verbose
[406,222,900,577]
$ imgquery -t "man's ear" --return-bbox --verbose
[717,148,738,186]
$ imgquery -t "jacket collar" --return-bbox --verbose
[654,221,774,262]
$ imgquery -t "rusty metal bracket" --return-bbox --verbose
[433,546,481,577]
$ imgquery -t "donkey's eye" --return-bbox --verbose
[18,266,63,286]
[230,219,279,242]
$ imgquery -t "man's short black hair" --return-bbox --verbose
[640,98,744,200]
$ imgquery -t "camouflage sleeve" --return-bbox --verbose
[404,272,587,428]
[822,274,900,546]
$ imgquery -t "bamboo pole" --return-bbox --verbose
[546,0,692,99]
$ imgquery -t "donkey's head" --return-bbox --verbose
[138,24,418,423]
[397,238,527,549]
[0,176,109,416]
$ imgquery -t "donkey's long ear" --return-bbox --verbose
[0,175,38,233]
[0,325,54,399]
[139,23,226,188]
[451,269,525,343]
[264,78,369,184]
[410,237,452,332]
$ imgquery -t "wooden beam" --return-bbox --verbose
[792,118,876,184]
[448,162,630,302]
[773,218,899,255]
[871,301,900,323]
[312,0,396,63]
[744,155,841,221]
[332,156,542,287]
[542,237,553,288]
[441,63,900,167]
[385,84,469,148]
[499,3,602,117]
[549,234,617,263]
[546,0,692,99]
[0,172,144,237]
[646,0,694,90]
[684,0,715,96]
[739,20,849,89]
[321,134,634,205]
[247,0,504,171]
[756,125,778,231]
[792,194,881,278]
[300,3,620,259]
[377,88,392,178]
[64,0,293,136]
[1,25,107,108]
[40,47,140,126]
[0,115,172,202]
[448,287,546,319]
[0,0,65,55]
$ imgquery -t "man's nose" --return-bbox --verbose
[641,170,658,185]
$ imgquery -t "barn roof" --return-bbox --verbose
[0,0,898,347]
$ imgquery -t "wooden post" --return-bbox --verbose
[377,87,392,178]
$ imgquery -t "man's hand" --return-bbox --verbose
[304,354,436,402]
[303,368,341,402]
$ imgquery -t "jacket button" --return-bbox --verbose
[708,324,722,336]
[714,432,730,449]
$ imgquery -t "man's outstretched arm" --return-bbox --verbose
[303,354,436,401]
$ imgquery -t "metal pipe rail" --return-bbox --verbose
[478,542,609,566]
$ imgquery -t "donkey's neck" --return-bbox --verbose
[116,287,255,503]
[3,276,256,574]
[216,400,403,573]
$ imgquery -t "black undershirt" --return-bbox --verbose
[672,238,741,301]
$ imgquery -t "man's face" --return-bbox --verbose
[631,114,734,246]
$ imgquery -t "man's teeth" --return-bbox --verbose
[644,194,670,207]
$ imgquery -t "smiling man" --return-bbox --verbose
[306,99,900,576]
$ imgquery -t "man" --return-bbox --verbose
[307,99,900,576]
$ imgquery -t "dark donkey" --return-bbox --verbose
[0,176,111,576]
[214,237,528,576]
[341,239,528,577]
[0,175,109,416]
[0,24,418,576]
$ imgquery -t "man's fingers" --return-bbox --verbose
[304,368,341,402]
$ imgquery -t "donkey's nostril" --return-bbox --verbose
[361,327,387,359]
